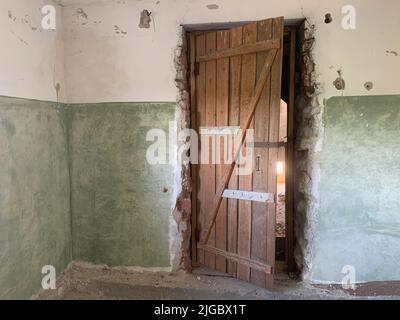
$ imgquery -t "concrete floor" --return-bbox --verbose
[35,262,400,300]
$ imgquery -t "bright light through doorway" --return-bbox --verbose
[277,161,284,175]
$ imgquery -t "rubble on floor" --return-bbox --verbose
[34,263,399,300]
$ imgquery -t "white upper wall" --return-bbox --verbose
[1,0,399,103]
[62,0,400,103]
[0,0,66,102]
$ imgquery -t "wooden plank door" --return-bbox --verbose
[190,17,284,290]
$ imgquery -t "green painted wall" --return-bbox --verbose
[1,93,399,296]
[0,98,175,299]
[0,97,72,299]
[68,103,175,267]
[312,95,400,283]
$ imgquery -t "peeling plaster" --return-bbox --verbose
[169,28,192,272]
[8,11,39,31]
[294,21,323,281]
[364,81,373,91]
[324,13,332,24]
[8,10,14,20]
[333,70,345,91]
[206,4,220,10]
[386,50,398,57]
[55,82,61,98]
[10,31,29,45]
[75,8,88,20]
[139,10,152,29]
[114,25,127,35]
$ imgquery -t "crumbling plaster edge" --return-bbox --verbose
[169,26,192,272]
[294,19,325,282]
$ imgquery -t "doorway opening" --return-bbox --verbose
[275,26,298,273]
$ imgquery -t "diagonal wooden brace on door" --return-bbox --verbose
[202,48,279,246]
[197,39,280,62]
[197,243,273,274]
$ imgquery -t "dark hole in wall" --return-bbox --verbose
[278,21,314,277]
[324,13,333,24]
[276,27,299,264]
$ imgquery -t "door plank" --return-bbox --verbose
[215,30,230,273]
[204,31,217,269]
[227,25,242,276]
[251,18,273,287]
[190,33,199,266]
[237,22,257,282]
[196,34,206,265]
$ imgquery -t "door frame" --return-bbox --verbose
[186,22,299,277]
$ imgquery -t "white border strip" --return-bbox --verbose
[222,189,275,203]
[199,126,240,135]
